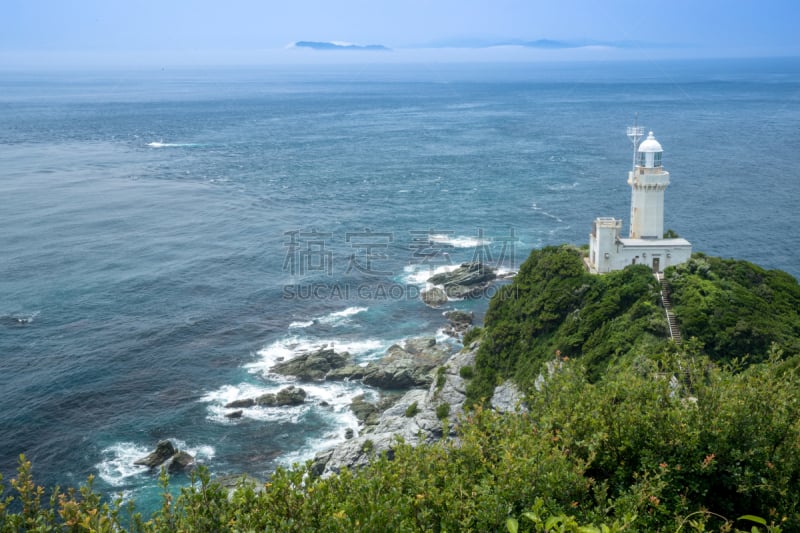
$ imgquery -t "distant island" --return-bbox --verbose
[421,37,651,49]
[292,41,390,51]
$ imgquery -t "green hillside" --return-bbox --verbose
[668,253,800,362]
[468,246,800,404]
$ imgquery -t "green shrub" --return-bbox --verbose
[435,366,447,393]
[667,255,800,363]
[462,326,483,346]
[459,365,474,379]
[404,401,418,417]
[435,403,450,420]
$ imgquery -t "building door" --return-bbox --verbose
[652,257,660,272]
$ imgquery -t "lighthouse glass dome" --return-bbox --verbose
[636,132,663,168]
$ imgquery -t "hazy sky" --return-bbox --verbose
[2,0,798,67]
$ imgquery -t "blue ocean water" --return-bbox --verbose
[1,58,799,513]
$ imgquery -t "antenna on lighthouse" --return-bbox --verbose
[626,113,644,171]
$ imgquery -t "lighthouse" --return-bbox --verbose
[628,131,669,239]
[588,123,692,274]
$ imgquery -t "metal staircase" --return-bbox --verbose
[655,272,682,345]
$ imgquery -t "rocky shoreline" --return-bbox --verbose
[135,262,521,481]
[311,339,479,476]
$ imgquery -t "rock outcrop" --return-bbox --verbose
[134,440,176,468]
[257,385,307,407]
[442,310,474,339]
[224,386,307,410]
[491,381,527,413]
[312,344,478,477]
[276,337,454,388]
[134,440,195,472]
[360,338,453,389]
[428,262,497,299]
[168,450,196,473]
[270,347,350,381]
[421,287,448,307]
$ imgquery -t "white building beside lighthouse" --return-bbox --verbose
[588,126,692,274]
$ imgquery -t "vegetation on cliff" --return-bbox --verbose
[3,246,800,531]
[468,246,800,404]
[468,245,669,401]
[667,253,800,362]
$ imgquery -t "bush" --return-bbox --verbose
[435,366,447,393]
[462,326,483,346]
[361,439,374,454]
[435,403,450,420]
[468,246,667,404]
[459,365,474,379]
[404,401,418,417]
[667,255,800,363]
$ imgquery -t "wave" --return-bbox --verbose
[96,440,215,487]
[245,335,389,377]
[546,182,579,191]
[429,233,491,248]
[288,306,368,330]
[401,263,461,287]
[275,385,376,468]
[0,310,39,326]
[201,380,365,428]
[146,141,200,148]
[318,306,367,326]
[531,202,564,223]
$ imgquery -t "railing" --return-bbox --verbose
[655,272,682,345]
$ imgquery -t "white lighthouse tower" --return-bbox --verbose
[628,131,669,239]
[588,123,691,274]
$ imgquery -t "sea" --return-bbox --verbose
[2,57,799,514]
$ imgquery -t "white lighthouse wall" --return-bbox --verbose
[610,238,692,272]
[589,217,623,273]
[630,188,665,239]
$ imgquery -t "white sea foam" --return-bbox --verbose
[202,378,368,435]
[546,182,579,191]
[172,439,216,462]
[429,233,491,248]
[288,306,368,330]
[277,389,365,468]
[317,306,367,325]
[245,335,389,377]
[147,141,199,148]
[95,440,214,487]
[203,381,303,423]
[531,202,564,223]
[96,443,150,486]
[401,263,460,286]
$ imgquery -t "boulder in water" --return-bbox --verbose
[224,398,255,409]
[428,262,497,299]
[134,440,176,468]
[168,450,196,473]
[271,347,350,380]
[421,287,447,307]
[256,386,307,407]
